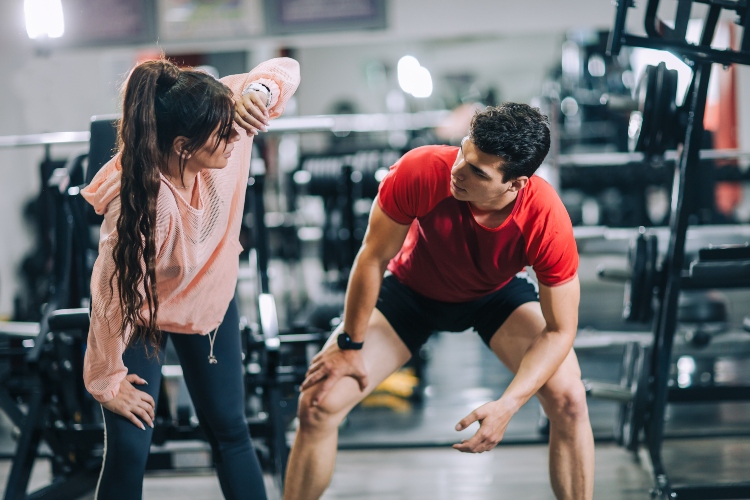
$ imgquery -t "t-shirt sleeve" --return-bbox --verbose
[524,188,579,287]
[377,147,450,225]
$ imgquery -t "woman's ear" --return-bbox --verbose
[172,136,190,158]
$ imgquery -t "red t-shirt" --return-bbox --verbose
[377,145,578,302]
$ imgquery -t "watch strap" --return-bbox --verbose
[242,81,272,107]
[337,331,364,350]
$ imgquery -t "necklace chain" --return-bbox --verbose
[166,175,195,190]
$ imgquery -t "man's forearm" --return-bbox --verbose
[342,253,387,343]
[501,329,576,410]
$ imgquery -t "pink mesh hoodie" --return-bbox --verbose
[81,58,300,403]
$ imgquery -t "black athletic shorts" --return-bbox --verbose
[375,273,539,356]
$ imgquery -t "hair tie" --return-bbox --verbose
[156,64,180,91]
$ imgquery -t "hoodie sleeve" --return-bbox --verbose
[82,168,173,403]
[83,196,129,403]
[81,156,122,215]
[220,57,300,120]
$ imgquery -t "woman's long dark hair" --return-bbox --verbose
[113,58,234,352]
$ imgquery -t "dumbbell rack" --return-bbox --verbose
[608,1,750,498]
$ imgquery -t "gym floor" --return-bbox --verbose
[1,255,749,498]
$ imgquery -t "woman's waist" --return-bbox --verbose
[151,285,235,334]
[151,254,240,333]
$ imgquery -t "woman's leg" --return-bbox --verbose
[96,337,165,500]
[170,298,267,500]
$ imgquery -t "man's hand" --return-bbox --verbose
[300,346,369,407]
[234,90,269,136]
[452,399,517,453]
[101,374,155,430]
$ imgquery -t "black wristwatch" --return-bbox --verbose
[337,331,364,350]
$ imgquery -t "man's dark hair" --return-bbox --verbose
[469,103,550,181]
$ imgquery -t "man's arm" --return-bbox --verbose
[454,275,580,452]
[498,276,580,407]
[300,200,411,404]
[341,203,411,343]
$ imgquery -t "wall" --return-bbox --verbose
[295,34,560,116]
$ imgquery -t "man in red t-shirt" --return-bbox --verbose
[285,104,593,500]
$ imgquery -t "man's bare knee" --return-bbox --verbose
[539,379,589,427]
[297,387,352,434]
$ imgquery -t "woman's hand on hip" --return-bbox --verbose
[234,90,270,136]
[102,374,155,430]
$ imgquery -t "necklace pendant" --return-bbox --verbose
[208,355,218,364]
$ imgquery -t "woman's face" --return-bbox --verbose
[185,125,241,171]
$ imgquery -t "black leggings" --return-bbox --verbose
[95,299,267,500]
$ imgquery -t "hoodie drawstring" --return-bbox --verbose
[207,327,219,364]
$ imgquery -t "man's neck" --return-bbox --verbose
[468,192,519,229]
[469,191,518,215]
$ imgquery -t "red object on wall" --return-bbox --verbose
[704,22,742,219]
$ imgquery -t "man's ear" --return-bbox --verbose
[172,136,190,158]
[509,176,529,192]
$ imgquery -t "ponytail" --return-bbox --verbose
[112,58,234,354]
[112,60,177,353]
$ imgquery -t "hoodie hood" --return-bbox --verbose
[81,154,122,215]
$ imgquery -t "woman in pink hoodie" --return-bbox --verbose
[81,57,299,499]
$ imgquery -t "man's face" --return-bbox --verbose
[450,137,514,204]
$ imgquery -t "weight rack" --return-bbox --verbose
[608,0,750,498]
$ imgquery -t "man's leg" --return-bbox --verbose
[488,302,594,500]
[284,309,411,500]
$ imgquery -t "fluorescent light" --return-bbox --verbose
[24,0,65,39]
[397,56,421,94]
[410,66,433,98]
[397,55,433,99]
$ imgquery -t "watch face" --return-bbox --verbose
[337,332,348,348]
[337,332,362,349]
